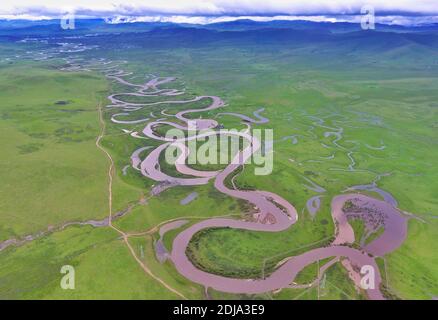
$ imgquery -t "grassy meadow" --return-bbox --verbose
[0,61,109,240]
[0,23,437,300]
[116,43,437,299]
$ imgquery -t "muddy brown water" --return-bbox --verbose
[99,65,408,299]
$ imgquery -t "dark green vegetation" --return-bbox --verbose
[0,19,437,299]
[186,224,333,279]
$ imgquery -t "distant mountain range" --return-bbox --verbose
[1,18,438,60]
[1,18,438,33]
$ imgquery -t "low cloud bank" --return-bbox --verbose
[103,14,438,26]
[1,0,438,26]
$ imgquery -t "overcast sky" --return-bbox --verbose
[1,1,437,24]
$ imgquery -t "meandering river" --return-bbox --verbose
[54,55,408,300]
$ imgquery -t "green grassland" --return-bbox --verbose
[115,43,437,299]
[128,236,205,299]
[0,225,180,299]
[186,219,333,279]
[113,183,242,233]
[0,58,206,299]
[0,27,437,300]
[206,260,367,300]
[0,62,109,240]
[273,261,367,300]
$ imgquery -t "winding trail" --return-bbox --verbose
[96,65,409,299]
[96,103,188,300]
[49,53,409,299]
[1,41,417,299]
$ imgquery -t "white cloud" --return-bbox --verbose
[1,0,437,17]
[0,1,437,25]
[104,15,346,25]
[101,14,438,26]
